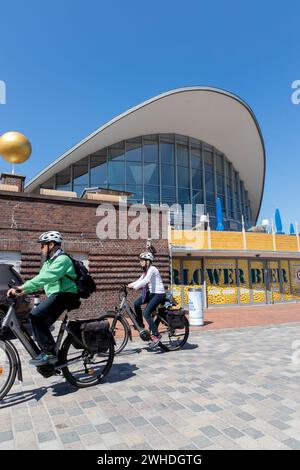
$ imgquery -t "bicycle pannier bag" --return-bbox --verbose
[166,309,186,329]
[81,320,110,354]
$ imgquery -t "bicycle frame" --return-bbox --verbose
[0,298,86,380]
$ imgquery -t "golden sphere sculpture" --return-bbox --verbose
[0,131,32,164]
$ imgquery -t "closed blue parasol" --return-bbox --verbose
[290,223,295,235]
[216,197,224,231]
[275,208,284,234]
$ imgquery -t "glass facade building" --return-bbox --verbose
[40,133,253,230]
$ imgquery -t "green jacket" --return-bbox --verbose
[22,253,78,296]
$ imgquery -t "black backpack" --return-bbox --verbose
[59,253,96,299]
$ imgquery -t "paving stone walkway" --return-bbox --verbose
[1,322,300,450]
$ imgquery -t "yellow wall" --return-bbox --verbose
[170,230,300,254]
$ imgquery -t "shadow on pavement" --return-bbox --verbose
[182,343,199,350]
[0,362,138,408]
[106,362,139,383]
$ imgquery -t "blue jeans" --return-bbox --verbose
[134,292,166,336]
[29,293,80,354]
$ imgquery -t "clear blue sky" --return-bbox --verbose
[0,0,299,230]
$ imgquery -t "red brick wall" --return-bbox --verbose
[0,191,170,318]
[0,173,25,192]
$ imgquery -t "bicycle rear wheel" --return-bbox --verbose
[97,313,129,355]
[0,340,17,401]
[155,315,189,352]
[59,334,114,388]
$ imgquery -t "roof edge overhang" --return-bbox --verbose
[25,86,266,221]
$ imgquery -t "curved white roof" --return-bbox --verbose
[25,86,265,220]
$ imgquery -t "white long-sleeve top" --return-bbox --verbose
[130,266,165,294]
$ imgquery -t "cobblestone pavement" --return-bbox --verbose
[1,322,300,450]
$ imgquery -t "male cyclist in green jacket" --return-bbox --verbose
[7,231,80,367]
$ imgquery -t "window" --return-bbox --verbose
[192,169,202,190]
[73,158,89,187]
[108,161,125,185]
[56,167,72,190]
[160,141,174,165]
[144,136,158,162]
[176,143,189,167]
[144,162,159,185]
[161,186,176,203]
[191,146,201,170]
[144,185,160,203]
[161,164,175,186]
[90,150,107,187]
[126,161,142,185]
[40,177,55,190]
[126,184,143,203]
[178,166,189,188]
[108,142,125,161]
[126,138,142,162]
[178,188,190,204]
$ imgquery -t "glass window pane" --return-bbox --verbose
[41,177,55,189]
[90,150,107,186]
[143,140,158,162]
[217,174,224,195]
[215,153,223,174]
[207,204,216,218]
[176,144,189,167]
[204,149,213,168]
[178,166,189,188]
[144,162,159,185]
[126,184,143,203]
[73,185,86,197]
[192,169,202,189]
[56,167,71,186]
[161,186,176,203]
[126,138,142,162]
[108,161,125,184]
[160,142,174,165]
[191,146,201,169]
[126,162,142,185]
[144,185,160,203]
[73,157,89,186]
[205,171,214,193]
[192,190,203,204]
[161,164,175,186]
[178,188,190,204]
[108,141,125,161]
[206,192,215,203]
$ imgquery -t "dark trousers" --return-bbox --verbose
[29,293,80,355]
[134,292,166,336]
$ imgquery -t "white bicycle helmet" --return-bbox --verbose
[139,251,154,262]
[38,231,63,244]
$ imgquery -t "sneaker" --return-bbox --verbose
[148,334,161,349]
[29,353,57,367]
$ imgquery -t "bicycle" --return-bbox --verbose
[0,288,115,401]
[97,285,189,354]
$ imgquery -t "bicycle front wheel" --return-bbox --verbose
[0,340,17,401]
[60,334,114,388]
[97,313,129,355]
[155,315,189,352]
